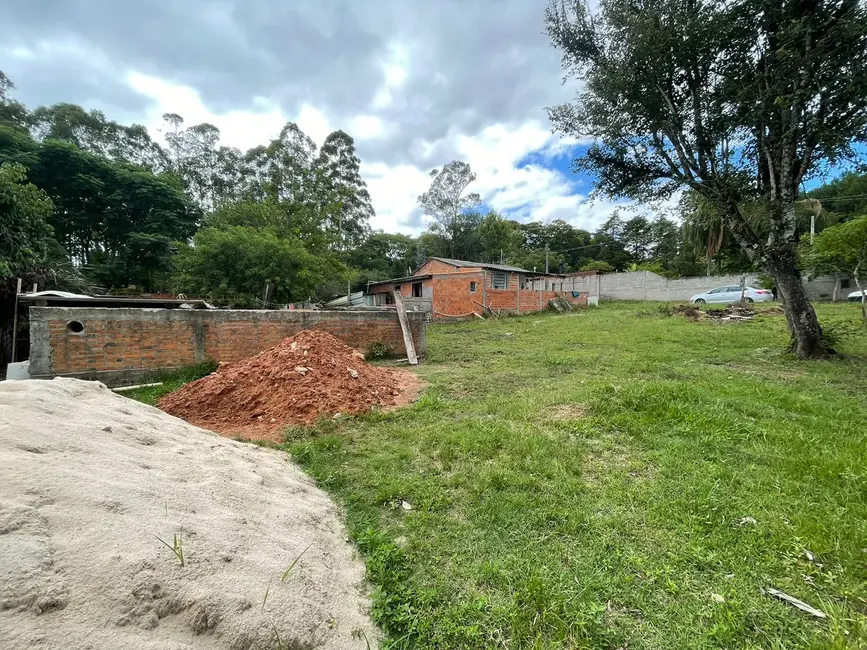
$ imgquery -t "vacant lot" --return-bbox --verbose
[136,302,867,649]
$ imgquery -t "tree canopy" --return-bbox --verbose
[545,0,867,358]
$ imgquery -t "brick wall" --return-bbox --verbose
[416,259,481,275]
[29,307,426,384]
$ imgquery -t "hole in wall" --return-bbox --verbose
[66,321,85,334]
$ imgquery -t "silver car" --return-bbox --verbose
[847,290,866,302]
[690,286,775,304]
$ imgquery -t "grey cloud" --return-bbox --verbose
[1,0,571,166]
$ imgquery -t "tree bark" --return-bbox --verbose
[767,252,827,359]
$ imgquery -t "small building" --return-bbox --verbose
[365,257,589,320]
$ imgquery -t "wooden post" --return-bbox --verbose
[482,270,487,312]
[392,290,418,365]
[539,279,543,311]
[739,275,747,303]
[11,278,22,364]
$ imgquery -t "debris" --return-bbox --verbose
[548,296,574,313]
[159,330,420,441]
[763,587,827,618]
[804,549,815,562]
[711,593,726,604]
[400,501,413,511]
[737,516,758,526]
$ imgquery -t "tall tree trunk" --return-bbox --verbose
[767,251,826,359]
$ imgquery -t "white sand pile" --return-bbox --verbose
[0,378,377,650]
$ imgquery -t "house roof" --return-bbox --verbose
[366,274,433,288]
[427,257,560,276]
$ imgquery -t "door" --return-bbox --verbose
[722,285,743,303]
[706,287,727,303]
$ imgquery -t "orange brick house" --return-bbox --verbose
[365,257,589,320]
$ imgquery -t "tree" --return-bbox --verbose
[0,71,29,129]
[478,211,520,263]
[803,216,867,319]
[580,260,614,273]
[316,130,374,249]
[0,126,198,291]
[172,225,348,307]
[545,0,867,358]
[418,161,481,257]
[0,162,52,280]
[0,161,52,366]
[621,216,653,262]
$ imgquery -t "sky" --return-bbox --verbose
[0,0,635,235]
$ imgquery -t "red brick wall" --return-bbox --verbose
[431,274,485,318]
[416,259,481,276]
[46,315,197,375]
[428,271,588,319]
[30,307,426,378]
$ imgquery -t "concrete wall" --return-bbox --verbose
[29,307,426,385]
[563,270,846,302]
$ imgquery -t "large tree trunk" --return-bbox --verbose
[767,252,827,359]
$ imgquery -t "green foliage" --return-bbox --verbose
[368,342,393,360]
[579,259,613,273]
[0,125,199,292]
[122,360,218,405]
[173,225,348,307]
[418,161,481,258]
[545,0,867,357]
[0,162,53,280]
[803,216,867,281]
[807,172,867,224]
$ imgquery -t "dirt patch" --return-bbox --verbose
[548,404,588,421]
[159,330,421,442]
[0,378,376,650]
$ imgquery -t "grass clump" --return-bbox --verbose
[124,359,217,405]
[155,532,184,566]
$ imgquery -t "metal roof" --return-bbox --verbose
[366,275,432,287]
[19,294,209,309]
[427,257,561,276]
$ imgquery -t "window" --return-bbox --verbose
[841,279,851,289]
[492,272,507,289]
[708,287,724,294]
[385,292,394,305]
[470,281,478,293]
[412,282,423,298]
[395,284,402,292]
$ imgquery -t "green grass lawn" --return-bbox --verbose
[134,302,867,649]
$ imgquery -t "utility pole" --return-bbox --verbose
[500,249,504,264]
[545,248,550,274]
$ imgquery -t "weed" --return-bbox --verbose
[124,360,218,405]
[368,342,394,360]
[156,533,184,566]
[281,544,311,582]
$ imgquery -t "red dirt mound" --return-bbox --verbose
[159,330,420,441]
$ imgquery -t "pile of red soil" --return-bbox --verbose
[159,330,419,441]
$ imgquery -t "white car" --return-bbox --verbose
[847,290,866,302]
[690,286,775,304]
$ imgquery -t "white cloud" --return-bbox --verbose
[124,72,621,236]
[348,115,385,140]
[127,72,289,150]
[372,42,409,110]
